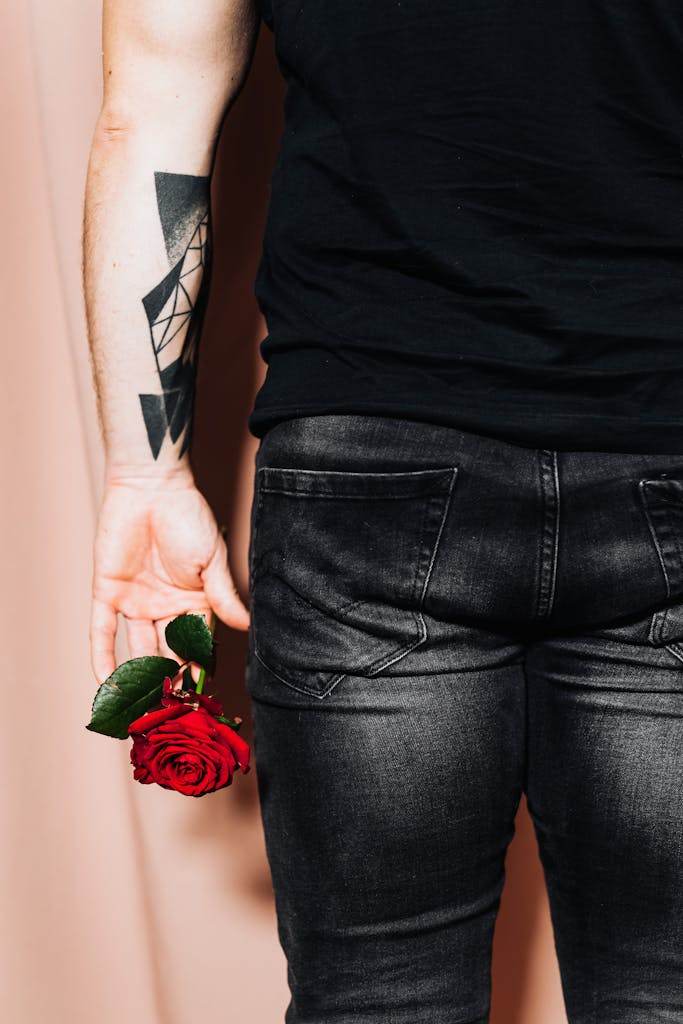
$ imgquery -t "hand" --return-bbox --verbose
[90,471,250,682]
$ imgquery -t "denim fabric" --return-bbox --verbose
[245,414,683,1024]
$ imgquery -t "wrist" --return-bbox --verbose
[104,459,196,490]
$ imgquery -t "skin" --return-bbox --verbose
[83,0,259,682]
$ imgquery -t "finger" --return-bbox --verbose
[90,599,118,683]
[202,535,250,631]
[126,618,159,660]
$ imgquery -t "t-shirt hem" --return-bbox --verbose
[248,397,683,454]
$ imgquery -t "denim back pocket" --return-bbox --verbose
[248,465,457,698]
[639,476,683,651]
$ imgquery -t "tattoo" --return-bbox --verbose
[139,172,211,459]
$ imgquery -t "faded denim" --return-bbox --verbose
[245,414,683,1024]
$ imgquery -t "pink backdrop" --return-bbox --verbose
[1,2,567,1020]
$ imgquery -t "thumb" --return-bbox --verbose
[201,533,250,631]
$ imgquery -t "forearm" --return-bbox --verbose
[84,131,211,479]
[83,0,257,482]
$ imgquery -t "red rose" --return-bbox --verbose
[128,683,250,797]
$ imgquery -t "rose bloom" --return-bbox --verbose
[128,683,250,797]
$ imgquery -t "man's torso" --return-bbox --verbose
[249,0,683,452]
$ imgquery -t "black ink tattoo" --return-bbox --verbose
[139,172,211,459]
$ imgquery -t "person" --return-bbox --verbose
[83,0,683,1020]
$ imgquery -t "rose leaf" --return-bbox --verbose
[86,656,180,739]
[164,613,215,672]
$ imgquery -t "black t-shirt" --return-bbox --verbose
[248,0,683,453]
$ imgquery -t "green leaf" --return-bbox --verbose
[86,656,180,739]
[165,613,215,672]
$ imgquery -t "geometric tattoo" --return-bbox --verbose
[139,172,212,458]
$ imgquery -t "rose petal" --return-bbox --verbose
[128,703,244,796]
[144,732,207,754]
[128,703,190,736]
[196,693,224,716]
[147,710,215,740]
[213,719,251,772]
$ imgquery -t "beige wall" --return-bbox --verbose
[1,2,567,1021]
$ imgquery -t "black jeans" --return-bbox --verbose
[246,414,683,1024]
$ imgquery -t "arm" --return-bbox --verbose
[84,0,259,682]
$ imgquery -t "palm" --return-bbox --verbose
[90,479,249,681]
[95,482,217,619]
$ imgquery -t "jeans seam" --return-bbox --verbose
[253,650,346,699]
[664,643,683,665]
[251,466,458,699]
[535,449,561,620]
[638,480,672,596]
[258,466,455,479]
[638,478,671,645]
[419,468,458,605]
[369,466,458,677]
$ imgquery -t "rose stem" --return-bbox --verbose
[194,610,216,695]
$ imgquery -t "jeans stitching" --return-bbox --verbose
[535,450,561,620]
[248,479,266,658]
[258,466,455,479]
[253,650,345,700]
[639,479,671,645]
[357,466,459,681]
[251,466,458,699]
[664,643,683,665]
